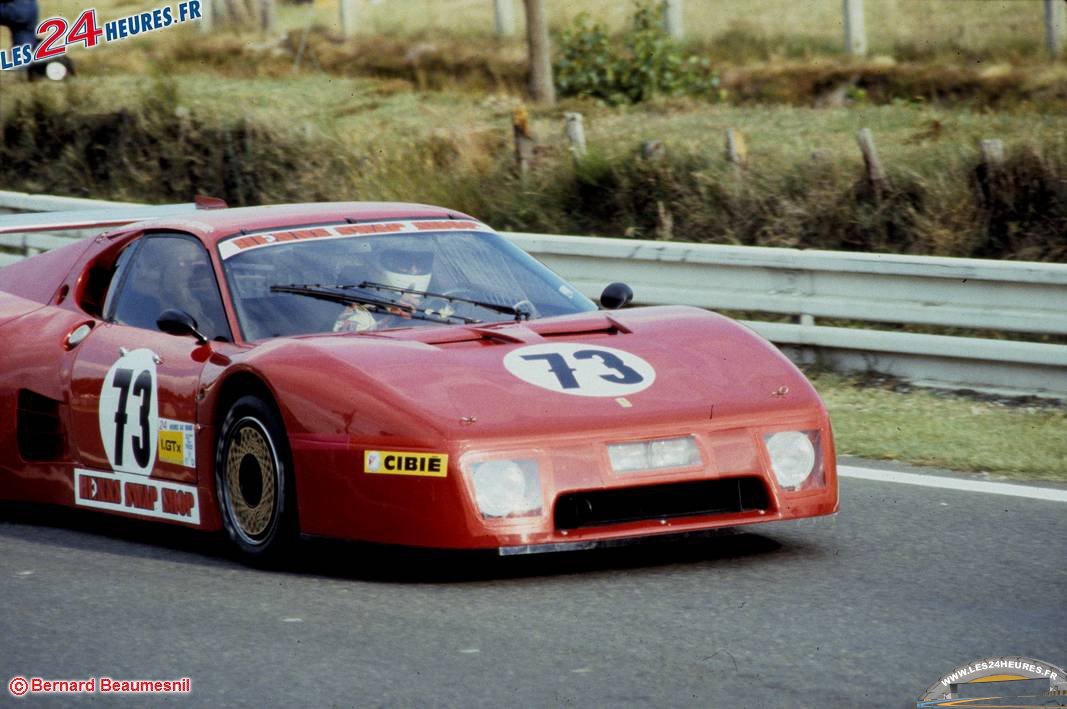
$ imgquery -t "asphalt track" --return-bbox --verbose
[1,460,1064,708]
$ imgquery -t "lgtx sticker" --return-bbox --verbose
[99,348,159,475]
[503,343,655,397]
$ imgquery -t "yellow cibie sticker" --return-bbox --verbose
[364,450,449,478]
[158,430,185,465]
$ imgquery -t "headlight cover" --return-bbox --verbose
[470,459,542,519]
[763,431,820,490]
[608,435,701,473]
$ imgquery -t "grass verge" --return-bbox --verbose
[811,372,1067,483]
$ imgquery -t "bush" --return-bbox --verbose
[554,2,717,105]
[0,81,350,205]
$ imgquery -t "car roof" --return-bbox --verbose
[116,202,479,247]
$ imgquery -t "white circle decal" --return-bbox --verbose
[99,348,160,475]
[503,343,656,397]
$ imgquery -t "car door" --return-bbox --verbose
[67,233,233,525]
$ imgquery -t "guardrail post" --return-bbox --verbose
[340,0,358,37]
[663,0,683,39]
[494,0,516,36]
[200,0,214,32]
[1046,0,1066,58]
[843,0,867,56]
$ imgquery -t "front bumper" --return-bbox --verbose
[291,413,838,550]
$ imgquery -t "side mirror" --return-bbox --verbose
[600,282,634,310]
[157,309,208,345]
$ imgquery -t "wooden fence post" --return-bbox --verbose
[340,0,358,37]
[725,128,747,173]
[843,0,867,57]
[1046,0,1066,58]
[975,138,1006,207]
[564,113,587,160]
[663,0,683,40]
[494,0,516,36]
[856,128,887,197]
[980,139,1005,170]
[641,141,665,161]
[638,141,671,240]
[513,106,535,175]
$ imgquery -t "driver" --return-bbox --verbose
[333,246,449,332]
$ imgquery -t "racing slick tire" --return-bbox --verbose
[215,395,297,562]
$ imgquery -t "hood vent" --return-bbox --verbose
[406,315,632,348]
[416,326,535,347]
[533,314,632,339]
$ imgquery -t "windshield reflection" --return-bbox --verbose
[221,230,596,340]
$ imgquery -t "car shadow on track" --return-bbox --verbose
[291,530,807,584]
[0,501,822,582]
[0,501,235,565]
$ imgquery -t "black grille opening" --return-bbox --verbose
[555,477,770,531]
[17,389,66,462]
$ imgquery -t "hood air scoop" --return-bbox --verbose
[395,314,633,347]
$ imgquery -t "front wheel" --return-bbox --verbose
[215,396,296,561]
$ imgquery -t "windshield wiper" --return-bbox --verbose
[272,283,408,310]
[269,283,466,325]
[357,281,531,321]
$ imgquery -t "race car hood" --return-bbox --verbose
[252,306,824,440]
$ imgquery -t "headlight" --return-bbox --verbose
[470,459,542,519]
[763,431,818,489]
[608,436,701,473]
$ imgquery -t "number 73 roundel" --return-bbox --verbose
[99,348,160,476]
[503,343,656,397]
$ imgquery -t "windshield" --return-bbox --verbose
[220,227,597,340]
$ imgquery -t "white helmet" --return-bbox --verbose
[378,247,433,293]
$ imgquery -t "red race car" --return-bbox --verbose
[0,201,838,560]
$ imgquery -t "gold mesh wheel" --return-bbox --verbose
[224,420,277,541]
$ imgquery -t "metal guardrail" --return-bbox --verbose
[2,190,1066,397]
[505,232,1067,398]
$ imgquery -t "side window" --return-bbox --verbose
[98,240,140,319]
[107,235,232,342]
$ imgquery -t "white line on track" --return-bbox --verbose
[838,465,1067,503]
